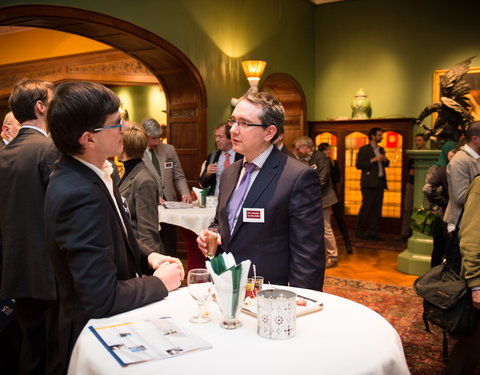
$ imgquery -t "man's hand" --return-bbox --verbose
[206,163,218,176]
[153,262,182,291]
[472,289,480,310]
[181,193,193,203]
[196,228,222,258]
[148,252,185,280]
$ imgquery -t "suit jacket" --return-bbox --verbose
[45,155,168,368]
[355,143,389,189]
[212,147,325,291]
[199,149,243,194]
[0,128,58,300]
[143,143,190,201]
[279,144,295,158]
[119,161,164,254]
[308,150,338,208]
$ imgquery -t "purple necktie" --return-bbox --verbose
[228,162,257,230]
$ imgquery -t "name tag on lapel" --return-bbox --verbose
[243,208,264,223]
[164,162,173,169]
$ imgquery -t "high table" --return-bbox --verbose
[158,206,216,271]
[68,286,410,375]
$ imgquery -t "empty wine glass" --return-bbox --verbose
[187,268,212,324]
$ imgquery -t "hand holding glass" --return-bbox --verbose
[187,268,212,324]
[204,228,219,259]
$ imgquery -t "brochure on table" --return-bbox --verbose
[89,316,211,367]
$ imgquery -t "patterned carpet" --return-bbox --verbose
[323,276,450,374]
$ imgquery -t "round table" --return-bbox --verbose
[68,286,410,375]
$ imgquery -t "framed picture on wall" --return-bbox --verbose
[432,66,480,122]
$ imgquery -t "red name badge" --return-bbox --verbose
[164,162,173,169]
[242,208,264,223]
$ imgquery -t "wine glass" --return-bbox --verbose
[187,268,213,324]
[204,228,219,259]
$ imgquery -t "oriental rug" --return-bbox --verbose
[323,276,457,374]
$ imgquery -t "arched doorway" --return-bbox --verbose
[261,72,306,151]
[0,4,207,187]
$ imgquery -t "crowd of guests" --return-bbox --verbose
[0,78,479,374]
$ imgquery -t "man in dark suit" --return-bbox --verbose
[355,127,390,241]
[197,91,325,291]
[45,81,183,372]
[199,122,243,196]
[0,79,60,374]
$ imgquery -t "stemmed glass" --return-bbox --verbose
[187,268,213,324]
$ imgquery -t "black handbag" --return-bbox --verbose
[413,209,479,363]
[414,263,478,337]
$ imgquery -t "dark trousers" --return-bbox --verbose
[14,298,61,375]
[445,318,480,374]
[0,315,21,375]
[331,201,353,253]
[357,179,386,237]
[160,222,178,257]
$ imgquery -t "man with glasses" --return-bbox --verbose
[45,81,183,371]
[197,91,325,291]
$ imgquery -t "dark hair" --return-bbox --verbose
[47,81,120,155]
[466,121,480,141]
[368,127,383,140]
[9,79,54,123]
[415,133,426,139]
[318,142,330,152]
[238,90,284,142]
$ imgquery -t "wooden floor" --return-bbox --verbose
[328,243,418,287]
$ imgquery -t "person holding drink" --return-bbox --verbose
[196,90,325,291]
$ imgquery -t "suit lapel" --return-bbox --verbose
[230,148,281,238]
[118,163,142,194]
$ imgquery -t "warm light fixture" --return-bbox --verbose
[231,60,267,106]
[241,60,267,91]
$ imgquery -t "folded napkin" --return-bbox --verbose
[206,253,251,319]
[192,186,211,206]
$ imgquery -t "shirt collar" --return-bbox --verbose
[72,156,112,180]
[21,125,48,137]
[463,144,480,160]
[244,144,274,169]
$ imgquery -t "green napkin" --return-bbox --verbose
[210,255,243,314]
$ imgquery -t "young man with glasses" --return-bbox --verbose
[45,81,183,372]
[197,91,325,291]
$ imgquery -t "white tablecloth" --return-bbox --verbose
[158,206,216,235]
[68,286,410,375]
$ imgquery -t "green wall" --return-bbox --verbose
[0,0,316,150]
[109,86,167,125]
[315,0,480,123]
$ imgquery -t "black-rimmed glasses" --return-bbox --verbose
[226,119,266,129]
